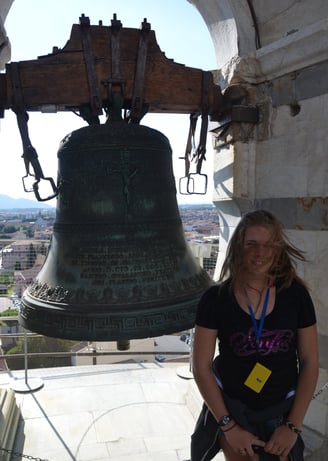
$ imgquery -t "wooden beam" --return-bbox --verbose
[0,17,222,119]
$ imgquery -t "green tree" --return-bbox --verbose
[0,271,14,285]
[2,225,17,234]
[24,227,34,238]
[0,308,19,316]
[5,336,78,370]
[0,308,19,329]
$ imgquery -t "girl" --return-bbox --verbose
[191,210,318,461]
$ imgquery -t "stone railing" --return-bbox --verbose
[0,388,21,461]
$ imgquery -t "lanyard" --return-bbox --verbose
[247,286,270,346]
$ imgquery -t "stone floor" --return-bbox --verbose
[0,362,225,461]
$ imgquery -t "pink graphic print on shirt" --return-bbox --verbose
[229,328,294,357]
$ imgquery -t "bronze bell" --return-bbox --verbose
[19,117,212,343]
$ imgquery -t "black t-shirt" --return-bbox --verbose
[195,280,317,410]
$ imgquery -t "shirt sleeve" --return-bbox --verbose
[295,281,317,328]
[195,285,221,329]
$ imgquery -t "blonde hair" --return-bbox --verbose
[219,209,306,290]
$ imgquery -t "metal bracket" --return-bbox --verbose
[215,105,259,128]
[211,105,259,143]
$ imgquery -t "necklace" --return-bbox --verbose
[233,281,274,317]
[245,283,266,296]
[243,287,262,315]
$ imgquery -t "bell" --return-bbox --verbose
[19,117,212,343]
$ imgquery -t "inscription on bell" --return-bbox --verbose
[73,243,178,284]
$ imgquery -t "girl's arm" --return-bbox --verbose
[286,324,319,428]
[192,325,229,421]
[192,324,265,456]
[264,324,319,456]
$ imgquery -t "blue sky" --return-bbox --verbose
[0,0,216,205]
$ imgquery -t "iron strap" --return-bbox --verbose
[80,15,103,116]
[111,14,123,81]
[130,19,151,122]
[10,63,58,202]
[183,113,198,177]
[179,71,210,195]
[194,70,210,173]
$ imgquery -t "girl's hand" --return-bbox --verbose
[264,424,298,457]
[223,424,266,457]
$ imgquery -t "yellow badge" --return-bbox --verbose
[244,362,272,393]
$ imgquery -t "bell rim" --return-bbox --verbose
[18,292,204,341]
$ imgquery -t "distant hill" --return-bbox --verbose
[179,203,214,209]
[0,193,213,211]
[0,194,55,210]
